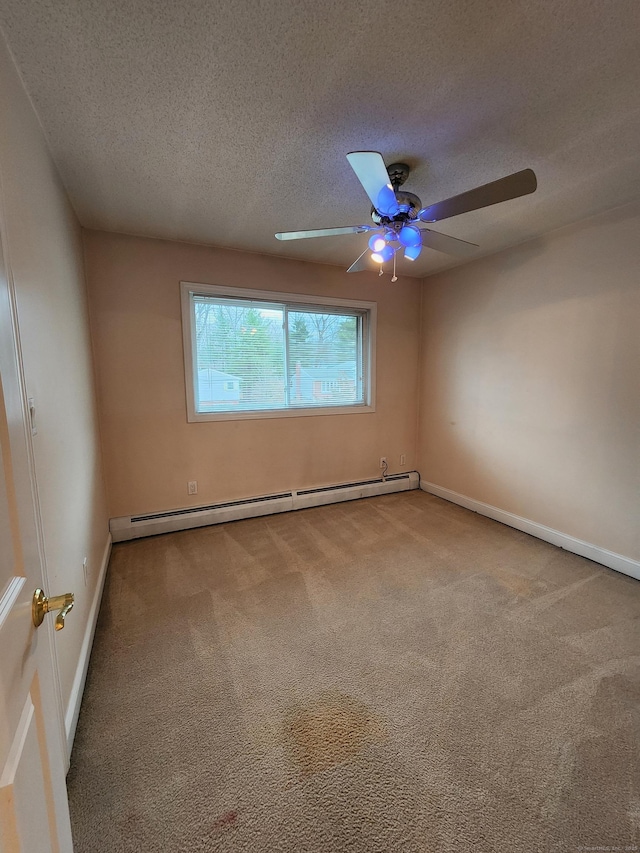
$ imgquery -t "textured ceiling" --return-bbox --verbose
[1,0,639,278]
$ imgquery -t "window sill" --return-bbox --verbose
[187,403,376,423]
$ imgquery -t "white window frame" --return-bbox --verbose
[181,281,377,422]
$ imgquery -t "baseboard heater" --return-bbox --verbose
[110,471,419,542]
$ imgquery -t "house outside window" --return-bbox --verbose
[181,282,376,422]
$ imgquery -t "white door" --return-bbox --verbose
[0,221,74,848]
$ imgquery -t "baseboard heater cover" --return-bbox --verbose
[131,491,294,523]
[110,472,419,541]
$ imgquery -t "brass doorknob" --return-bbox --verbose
[32,589,75,631]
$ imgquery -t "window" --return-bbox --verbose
[181,282,376,421]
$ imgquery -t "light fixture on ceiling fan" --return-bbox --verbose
[275,152,537,277]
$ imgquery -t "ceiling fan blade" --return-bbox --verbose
[275,225,371,240]
[419,228,479,257]
[346,152,399,216]
[346,248,371,273]
[418,168,537,222]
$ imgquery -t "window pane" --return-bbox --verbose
[287,310,361,407]
[188,290,370,420]
[194,300,286,412]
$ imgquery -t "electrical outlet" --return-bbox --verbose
[83,557,88,585]
[188,481,198,495]
[379,457,387,469]
[400,454,406,466]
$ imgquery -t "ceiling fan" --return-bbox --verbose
[275,152,537,277]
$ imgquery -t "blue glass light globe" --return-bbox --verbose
[371,244,395,263]
[404,244,422,261]
[398,225,421,248]
[368,233,386,253]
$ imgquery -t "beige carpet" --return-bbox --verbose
[67,491,640,851]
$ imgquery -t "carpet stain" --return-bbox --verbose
[486,565,537,597]
[212,810,238,830]
[283,694,387,774]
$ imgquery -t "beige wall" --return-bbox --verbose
[0,35,109,714]
[84,230,421,518]
[418,200,640,561]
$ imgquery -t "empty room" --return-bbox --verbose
[0,1,639,851]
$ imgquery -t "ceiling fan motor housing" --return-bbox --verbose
[386,162,410,189]
[370,161,422,225]
[371,190,422,226]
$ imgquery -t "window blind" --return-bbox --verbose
[192,295,365,414]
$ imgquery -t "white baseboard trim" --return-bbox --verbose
[420,480,640,582]
[65,532,112,761]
